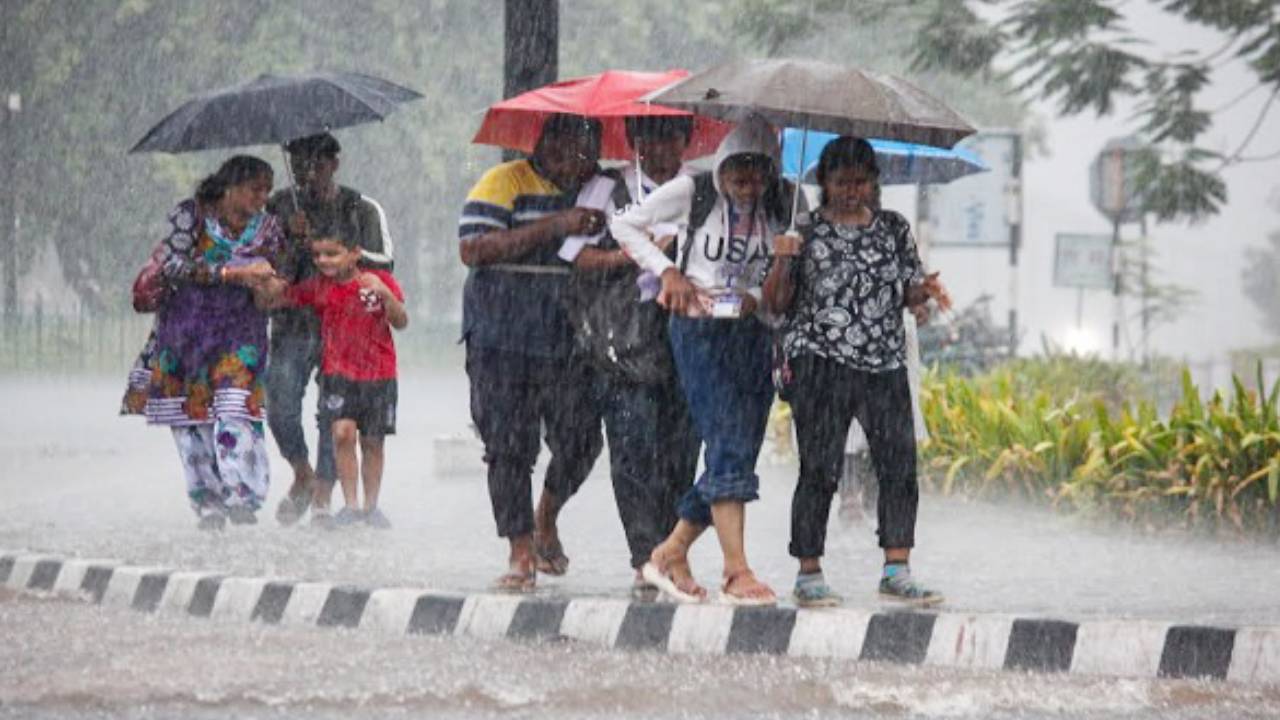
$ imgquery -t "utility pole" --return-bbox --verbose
[1006,133,1022,357]
[1,2,24,330]
[1,92,19,327]
[503,0,557,160]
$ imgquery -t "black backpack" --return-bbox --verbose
[564,172,676,385]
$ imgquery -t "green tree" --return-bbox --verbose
[910,0,1280,222]
[1242,194,1280,338]
[2,0,1024,319]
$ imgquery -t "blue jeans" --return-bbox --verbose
[668,316,774,526]
[266,330,336,482]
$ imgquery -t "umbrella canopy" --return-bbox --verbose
[471,69,733,160]
[781,129,988,186]
[644,58,975,149]
[130,71,423,153]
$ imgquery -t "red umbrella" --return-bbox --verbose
[472,69,732,160]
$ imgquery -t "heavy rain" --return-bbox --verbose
[1,1,1279,719]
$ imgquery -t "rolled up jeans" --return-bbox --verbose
[667,315,773,526]
[266,330,336,482]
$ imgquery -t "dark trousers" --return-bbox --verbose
[466,346,603,538]
[266,330,336,481]
[593,371,700,569]
[788,354,918,555]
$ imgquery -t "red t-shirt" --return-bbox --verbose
[287,269,403,381]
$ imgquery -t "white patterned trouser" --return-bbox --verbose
[171,419,270,513]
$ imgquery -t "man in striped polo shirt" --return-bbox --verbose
[458,114,608,592]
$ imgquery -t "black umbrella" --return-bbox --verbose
[130,71,422,154]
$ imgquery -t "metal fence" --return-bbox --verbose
[0,309,464,375]
[1,310,154,374]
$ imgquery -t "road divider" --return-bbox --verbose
[3,549,1277,685]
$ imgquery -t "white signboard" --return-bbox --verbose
[1053,233,1113,289]
[926,132,1017,247]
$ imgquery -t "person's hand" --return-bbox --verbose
[658,268,699,315]
[909,301,930,326]
[554,208,608,237]
[357,271,391,299]
[740,293,758,317]
[773,232,802,257]
[922,271,952,312]
[229,260,276,287]
[287,211,310,239]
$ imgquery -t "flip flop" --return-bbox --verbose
[534,539,569,576]
[719,570,777,607]
[640,561,706,604]
[493,570,536,594]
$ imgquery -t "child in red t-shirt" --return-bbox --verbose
[263,229,408,529]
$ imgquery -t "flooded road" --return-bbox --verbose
[3,371,1280,718]
[3,589,1277,720]
[2,372,1278,625]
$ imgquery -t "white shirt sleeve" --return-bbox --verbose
[608,175,695,278]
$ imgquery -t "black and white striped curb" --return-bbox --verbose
[3,550,1276,685]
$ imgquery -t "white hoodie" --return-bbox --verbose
[610,116,786,313]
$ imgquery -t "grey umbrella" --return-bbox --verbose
[644,58,976,232]
[643,58,975,149]
[129,71,422,154]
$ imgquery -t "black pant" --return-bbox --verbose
[788,354,918,555]
[466,346,603,538]
[593,370,700,569]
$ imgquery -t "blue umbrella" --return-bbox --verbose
[781,128,987,186]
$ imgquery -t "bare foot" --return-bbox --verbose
[533,492,569,575]
[720,569,776,606]
[642,545,706,602]
[496,545,537,593]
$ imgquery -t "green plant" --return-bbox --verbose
[920,359,1280,536]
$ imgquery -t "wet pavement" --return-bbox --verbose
[3,588,1278,720]
[2,372,1278,626]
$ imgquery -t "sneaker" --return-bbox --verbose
[793,579,843,608]
[227,506,258,526]
[275,493,309,526]
[332,506,365,527]
[364,508,392,529]
[197,509,226,531]
[879,568,944,607]
[310,508,334,530]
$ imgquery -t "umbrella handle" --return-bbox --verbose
[787,119,810,236]
[280,144,299,211]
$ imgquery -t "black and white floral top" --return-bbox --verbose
[779,209,924,372]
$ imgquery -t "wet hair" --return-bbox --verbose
[285,132,341,158]
[719,152,774,177]
[195,155,273,206]
[309,218,359,250]
[624,115,693,148]
[534,113,602,156]
[815,136,879,194]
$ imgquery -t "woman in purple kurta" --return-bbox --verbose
[145,155,284,529]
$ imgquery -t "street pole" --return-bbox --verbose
[1,92,19,328]
[1006,133,1023,358]
[503,0,557,161]
[1139,214,1150,369]
[1110,217,1122,361]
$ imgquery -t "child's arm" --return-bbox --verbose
[359,272,408,330]
[252,276,294,310]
